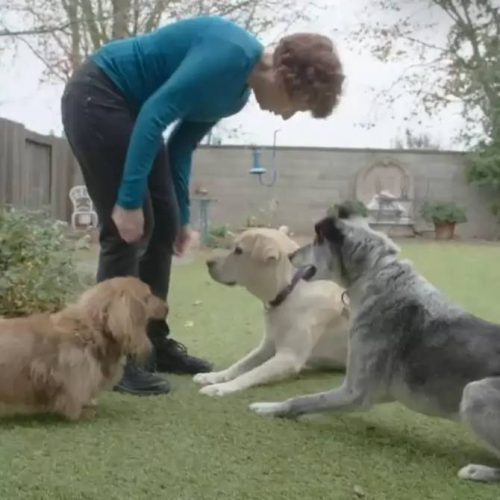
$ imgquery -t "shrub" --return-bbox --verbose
[0,208,81,317]
[420,201,467,225]
[465,140,500,221]
[245,214,272,228]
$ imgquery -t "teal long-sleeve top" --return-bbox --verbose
[91,15,264,225]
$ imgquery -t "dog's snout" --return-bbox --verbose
[206,258,215,268]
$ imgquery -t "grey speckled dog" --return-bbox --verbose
[249,208,500,483]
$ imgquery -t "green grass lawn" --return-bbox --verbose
[2,241,500,499]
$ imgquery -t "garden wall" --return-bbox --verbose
[189,145,499,240]
[1,117,498,240]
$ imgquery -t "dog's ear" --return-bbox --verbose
[314,216,345,245]
[77,280,152,360]
[244,234,280,262]
[278,232,300,256]
[336,203,353,220]
[78,281,114,328]
[106,291,152,360]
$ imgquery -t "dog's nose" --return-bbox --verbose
[206,259,215,268]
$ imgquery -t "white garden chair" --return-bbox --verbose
[69,185,98,230]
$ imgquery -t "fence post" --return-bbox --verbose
[0,119,25,207]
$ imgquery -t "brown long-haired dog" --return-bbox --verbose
[0,276,167,421]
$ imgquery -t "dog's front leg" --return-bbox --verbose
[193,336,274,386]
[249,331,386,419]
[199,352,304,397]
[249,380,369,418]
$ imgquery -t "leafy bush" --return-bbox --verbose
[492,203,500,219]
[466,142,500,190]
[327,200,368,218]
[420,201,467,225]
[466,140,500,221]
[0,208,81,317]
[209,225,229,238]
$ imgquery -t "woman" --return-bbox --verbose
[61,15,344,396]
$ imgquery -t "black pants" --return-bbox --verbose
[61,60,179,304]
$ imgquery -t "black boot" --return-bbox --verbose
[148,320,213,374]
[113,356,170,396]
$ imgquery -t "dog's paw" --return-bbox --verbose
[193,372,227,386]
[199,383,236,397]
[249,401,290,418]
[458,464,500,482]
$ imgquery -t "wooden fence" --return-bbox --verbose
[0,117,79,222]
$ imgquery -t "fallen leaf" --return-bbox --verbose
[353,485,366,497]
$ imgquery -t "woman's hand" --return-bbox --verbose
[174,226,200,257]
[112,205,144,243]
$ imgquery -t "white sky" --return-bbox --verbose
[0,0,467,150]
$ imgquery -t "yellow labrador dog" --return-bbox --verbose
[193,227,350,397]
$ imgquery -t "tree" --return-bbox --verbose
[353,0,499,146]
[203,122,247,145]
[353,0,499,222]
[391,128,441,149]
[0,0,317,83]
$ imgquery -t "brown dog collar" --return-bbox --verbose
[268,265,316,308]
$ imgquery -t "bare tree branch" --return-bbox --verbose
[17,34,65,80]
[0,21,74,37]
[397,33,448,53]
[96,0,110,43]
[351,0,498,144]
[144,0,170,32]
[79,0,104,49]
[111,0,131,39]
[0,0,317,85]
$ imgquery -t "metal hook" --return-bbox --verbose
[249,129,281,187]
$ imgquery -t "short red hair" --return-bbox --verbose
[273,33,344,118]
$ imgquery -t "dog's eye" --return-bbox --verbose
[234,247,243,255]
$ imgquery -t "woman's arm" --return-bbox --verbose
[116,42,247,212]
[167,120,217,227]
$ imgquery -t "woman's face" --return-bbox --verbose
[254,70,309,120]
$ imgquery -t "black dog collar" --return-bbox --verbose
[268,265,316,308]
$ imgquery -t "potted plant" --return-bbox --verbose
[205,225,233,249]
[420,201,467,240]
